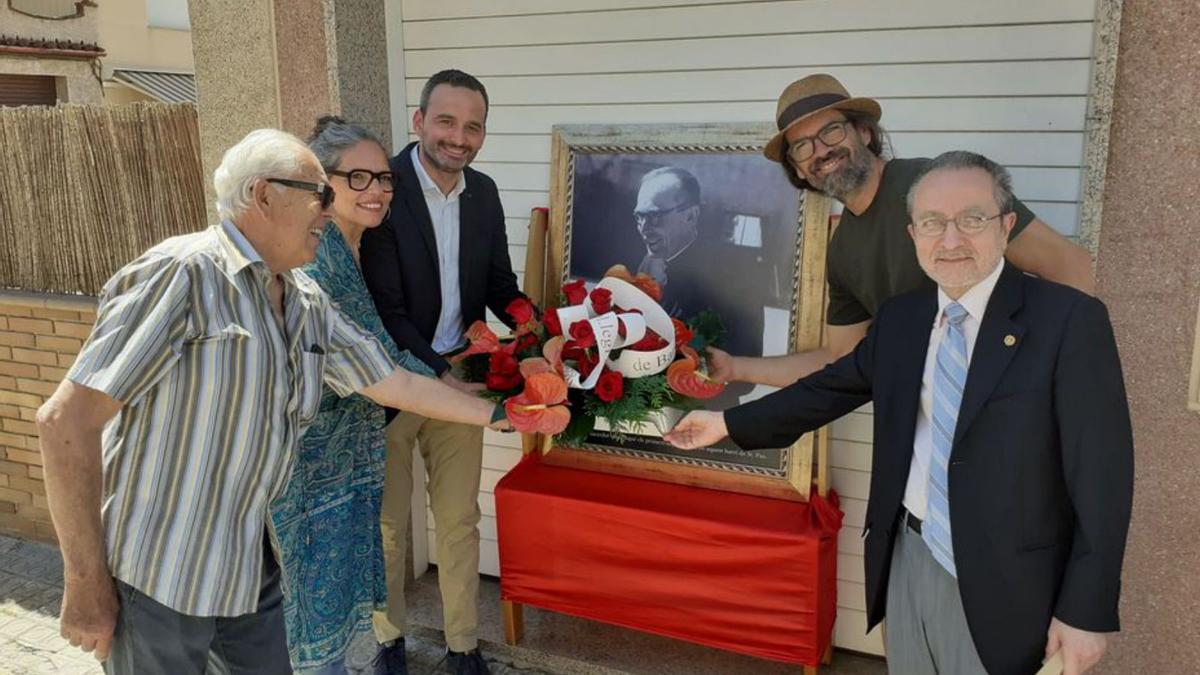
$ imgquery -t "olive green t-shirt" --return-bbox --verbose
[824,157,1035,326]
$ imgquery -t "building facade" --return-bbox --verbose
[95,0,195,105]
[0,0,104,106]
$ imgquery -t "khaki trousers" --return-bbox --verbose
[372,410,483,652]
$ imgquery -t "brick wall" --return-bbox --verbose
[0,294,97,543]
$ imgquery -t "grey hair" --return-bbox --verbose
[307,115,385,172]
[640,166,701,206]
[213,129,312,220]
[906,150,1015,218]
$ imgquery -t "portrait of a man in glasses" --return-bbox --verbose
[569,153,800,366]
[631,166,770,360]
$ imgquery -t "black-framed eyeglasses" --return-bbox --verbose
[911,212,1006,238]
[265,178,335,210]
[329,169,395,192]
[787,120,850,164]
[633,201,696,229]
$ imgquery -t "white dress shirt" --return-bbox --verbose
[411,145,468,355]
[902,260,1005,520]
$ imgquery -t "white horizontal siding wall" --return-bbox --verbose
[394,0,1101,657]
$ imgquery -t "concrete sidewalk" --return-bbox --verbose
[0,534,886,674]
[0,535,541,675]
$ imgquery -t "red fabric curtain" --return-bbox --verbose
[496,455,843,665]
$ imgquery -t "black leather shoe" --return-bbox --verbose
[373,638,408,675]
[446,648,491,675]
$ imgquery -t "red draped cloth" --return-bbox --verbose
[496,455,843,665]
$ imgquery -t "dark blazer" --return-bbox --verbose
[725,265,1134,675]
[361,142,525,375]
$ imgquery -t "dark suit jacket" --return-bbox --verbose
[649,234,770,359]
[725,265,1134,675]
[361,142,525,375]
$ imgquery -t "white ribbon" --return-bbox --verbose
[557,277,677,389]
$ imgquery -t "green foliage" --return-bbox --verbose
[557,402,595,447]
[686,309,726,352]
[478,389,507,405]
[583,374,675,426]
[460,353,491,383]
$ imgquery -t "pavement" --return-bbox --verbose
[0,534,886,674]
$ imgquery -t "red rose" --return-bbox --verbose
[568,320,596,349]
[485,351,523,391]
[562,279,588,305]
[543,307,563,336]
[589,287,613,314]
[576,349,598,379]
[513,332,539,354]
[561,343,586,363]
[594,369,624,402]
[506,297,536,326]
[671,318,694,349]
[629,328,668,351]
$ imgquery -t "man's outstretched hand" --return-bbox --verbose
[663,410,729,449]
[704,347,738,383]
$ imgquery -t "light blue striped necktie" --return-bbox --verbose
[923,301,969,577]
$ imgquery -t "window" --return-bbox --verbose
[145,0,190,29]
[729,214,763,248]
[0,74,58,107]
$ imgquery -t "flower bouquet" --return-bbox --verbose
[455,265,727,444]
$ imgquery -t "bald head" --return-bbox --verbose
[634,167,701,259]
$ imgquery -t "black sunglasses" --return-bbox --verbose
[265,178,335,210]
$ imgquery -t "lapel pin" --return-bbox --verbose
[1004,334,1017,347]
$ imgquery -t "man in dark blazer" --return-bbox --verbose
[361,69,525,675]
[667,151,1134,675]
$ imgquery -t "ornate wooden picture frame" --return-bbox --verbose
[533,123,832,501]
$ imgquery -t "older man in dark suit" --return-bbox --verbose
[667,151,1134,675]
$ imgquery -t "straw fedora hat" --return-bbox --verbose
[764,73,882,163]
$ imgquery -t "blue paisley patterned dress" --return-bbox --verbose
[271,222,434,672]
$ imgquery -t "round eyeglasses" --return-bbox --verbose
[787,120,850,164]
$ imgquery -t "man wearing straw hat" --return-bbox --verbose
[706,73,1097,387]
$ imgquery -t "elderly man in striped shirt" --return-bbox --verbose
[35,129,510,674]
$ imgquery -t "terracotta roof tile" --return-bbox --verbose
[0,35,103,53]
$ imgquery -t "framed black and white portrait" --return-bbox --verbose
[538,123,834,501]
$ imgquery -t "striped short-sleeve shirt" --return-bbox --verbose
[67,220,396,617]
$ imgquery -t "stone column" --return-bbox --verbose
[189,0,391,221]
[1093,1,1200,672]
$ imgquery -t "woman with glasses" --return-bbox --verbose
[270,116,429,675]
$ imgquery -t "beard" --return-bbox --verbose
[808,146,873,201]
[924,234,1007,294]
[423,141,476,174]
